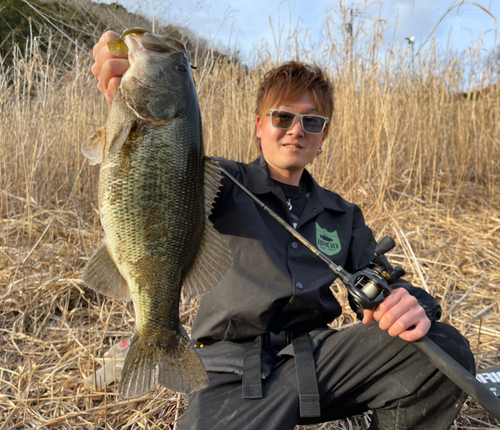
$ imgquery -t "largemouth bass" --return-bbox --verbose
[81,28,231,399]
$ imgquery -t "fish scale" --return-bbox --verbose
[102,124,203,326]
[103,126,202,264]
[82,29,232,398]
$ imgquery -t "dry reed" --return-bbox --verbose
[0,5,499,429]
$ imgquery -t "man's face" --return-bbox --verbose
[256,91,327,184]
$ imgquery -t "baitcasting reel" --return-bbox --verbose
[336,237,406,310]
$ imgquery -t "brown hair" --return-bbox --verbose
[255,61,334,149]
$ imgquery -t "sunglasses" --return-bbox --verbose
[268,109,329,134]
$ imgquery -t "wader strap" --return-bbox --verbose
[242,335,263,399]
[292,334,321,418]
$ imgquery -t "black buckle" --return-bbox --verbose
[263,330,302,352]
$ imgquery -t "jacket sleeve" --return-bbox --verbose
[346,205,442,322]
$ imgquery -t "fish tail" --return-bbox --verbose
[119,326,209,399]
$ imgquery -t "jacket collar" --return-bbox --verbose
[245,155,346,213]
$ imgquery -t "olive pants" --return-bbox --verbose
[177,322,475,430]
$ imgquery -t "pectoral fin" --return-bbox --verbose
[108,120,135,156]
[182,157,232,298]
[82,126,106,165]
[82,240,131,301]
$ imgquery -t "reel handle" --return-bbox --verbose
[374,236,396,256]
[391,266,406,283]
[374,236,406,284]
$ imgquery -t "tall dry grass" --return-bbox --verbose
[0,6,499,429]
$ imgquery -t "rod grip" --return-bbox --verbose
[413,336,500,421]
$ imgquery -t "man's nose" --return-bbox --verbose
[287,117,305,136]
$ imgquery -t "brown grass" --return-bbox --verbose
[0,9,499,429]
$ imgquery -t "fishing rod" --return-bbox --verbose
[220,166,500,422]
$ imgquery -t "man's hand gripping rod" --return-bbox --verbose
[220,166,500,421]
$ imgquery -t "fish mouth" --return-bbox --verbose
[121,28,148,38]
[107,28,188,64]
[121,29,186,60]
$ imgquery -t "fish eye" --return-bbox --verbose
[176,63,187,72]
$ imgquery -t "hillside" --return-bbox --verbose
[0,0,216,68]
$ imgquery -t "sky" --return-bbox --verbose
[110,0,499,65]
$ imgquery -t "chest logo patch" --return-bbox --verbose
[316,224,341,256]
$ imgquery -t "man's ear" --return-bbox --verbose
[256,116,262,138]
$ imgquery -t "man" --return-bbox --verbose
[92,31,474,429]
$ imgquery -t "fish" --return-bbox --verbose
[81,28,232,399]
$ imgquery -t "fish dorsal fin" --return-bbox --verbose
[182,156,232,298]
[203,156,225,214]
[82,240,131,301]
[108,120,135,156]
[82,126,106,165]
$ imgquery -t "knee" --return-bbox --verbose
[426,322,475,374]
